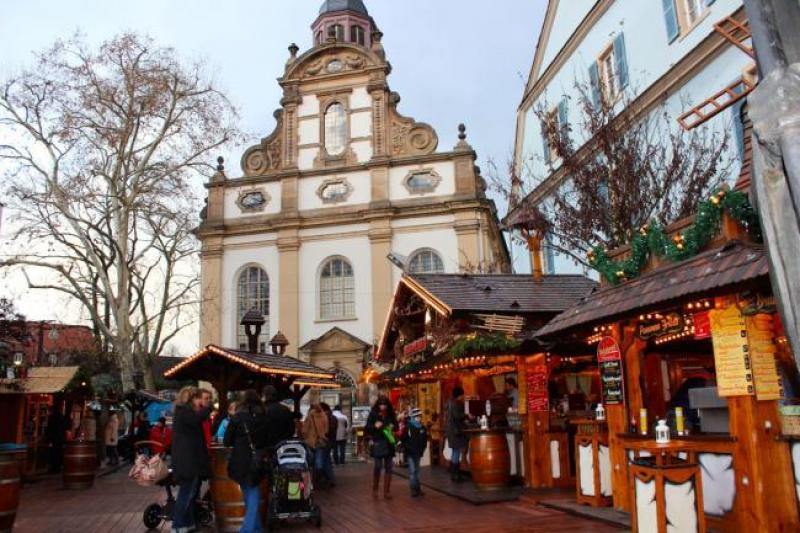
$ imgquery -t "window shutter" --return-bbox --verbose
[662,0,680,43]
[589,62,602,109]
[541,121,551,164]
[558,99,569,140]
[731,80,746,162]
[705,0,716,5]
[613,32,629,90]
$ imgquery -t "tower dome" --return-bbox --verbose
[319,0,368,16]
[312,0,374,48]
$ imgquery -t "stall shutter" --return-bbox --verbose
[613,32,629,90]
[662,0,680,43]
[589,62,602,109]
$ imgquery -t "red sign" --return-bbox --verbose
[693,311,711,340]
[526,365,549,412]
[597,337,621,363]
[403,337,428,358]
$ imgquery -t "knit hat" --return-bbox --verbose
[409,407,422,417]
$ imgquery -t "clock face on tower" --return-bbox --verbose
[326,60,344,73]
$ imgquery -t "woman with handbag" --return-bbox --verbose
[224,390,268,533]
[365,396,399,499]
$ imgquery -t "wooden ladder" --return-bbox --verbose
[678,77,755,130]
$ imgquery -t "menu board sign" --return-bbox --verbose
[746,314,783,400]
[526,364,549,412]
[710,305,754,397]
[597,337,624,405]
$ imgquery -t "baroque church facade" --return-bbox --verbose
[198,0,509,406]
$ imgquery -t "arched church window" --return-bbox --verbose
[324,102,347,156]
[316,31,323,45]
[237,266,269,351]
[350,25,365,45]
[408,249,445,274]
[319,257,355,320]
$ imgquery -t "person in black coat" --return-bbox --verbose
[401,407,428,497]
[365,396,398,499]
[170,386,211,533]
[262,385,294,450]
[224,389,268,533]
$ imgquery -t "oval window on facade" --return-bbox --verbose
[404,170,440,194]
[324,102,347,156]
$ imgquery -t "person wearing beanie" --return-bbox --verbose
[445,386,472,482]
[401,407,428,497]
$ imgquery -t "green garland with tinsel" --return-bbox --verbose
[449,332,521,358]
[588,189,762,284]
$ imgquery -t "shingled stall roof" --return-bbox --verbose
[536,240,769,339]
[405,273,598,314]
[163,345,337,388]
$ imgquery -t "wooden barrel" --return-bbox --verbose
[210,447,269,533]
[62,441,96,489]
[468,431,510,490]
[0,454,21,533]
[0,445,27,484]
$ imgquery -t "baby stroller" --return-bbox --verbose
[132,441,214,530]
[266,440,321,530]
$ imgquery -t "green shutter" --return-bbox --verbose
[613,32,629,90]
[662,0,680,43]
[589,62,601,109]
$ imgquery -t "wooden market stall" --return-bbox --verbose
[533,212,800,531]
[375,272,596,489]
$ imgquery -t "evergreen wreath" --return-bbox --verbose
[449,332,521,358]
[587,189,762,284]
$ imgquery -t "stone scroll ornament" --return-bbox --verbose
[241,110,284,175]
[388,93,438,157]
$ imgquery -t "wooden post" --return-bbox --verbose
[522,353,553,488]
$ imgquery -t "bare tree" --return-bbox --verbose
[497,82,732,266]
[0,33,240,390]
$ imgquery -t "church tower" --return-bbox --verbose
[198,0,509,405]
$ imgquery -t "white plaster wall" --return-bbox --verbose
[297,170,371,211]
[298,94,320,117]
[351,140,373,163]
[388,160,456,201]
[223,182,282,220]
[391,225,460,284]
[539,1,595,72]
[297,236,373,345]
[221,244,281,347]
[350,111,371,138]
[298,118,320,146]
[298,148,318,171]
[350,86,371,109]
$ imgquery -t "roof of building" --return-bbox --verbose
[319,0,368,15]
[0,366,79,394]
[536,240,769,338]
[406,273,598,314]
[163,344,336,382]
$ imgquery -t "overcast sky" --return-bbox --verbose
[0,0,546,352]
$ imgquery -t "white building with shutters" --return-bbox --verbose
[197,0,509,407]
[508,0,754,275]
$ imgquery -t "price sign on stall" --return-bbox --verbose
[526,364,549,412]
[597,336,625,405]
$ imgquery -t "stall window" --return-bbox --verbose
[237,266,269,351]
[319,257,355,319]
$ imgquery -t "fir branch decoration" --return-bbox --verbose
[588,189,762,284]
[450,332,521,358]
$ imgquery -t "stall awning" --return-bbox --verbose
[0,366,79,394]
[536,240,769,339]
[163,344,335,384]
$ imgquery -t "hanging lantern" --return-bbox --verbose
[655,419,670,444]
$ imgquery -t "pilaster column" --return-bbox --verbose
[278,230,301,353]
[454,212,482,271]
[369,220,393,344]
[199,236,224,347]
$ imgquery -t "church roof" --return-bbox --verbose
[319,0,368,16]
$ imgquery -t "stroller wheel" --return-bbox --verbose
[142,503,163,529]
[195,505,213,527]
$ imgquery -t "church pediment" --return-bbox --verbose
[283,43,385,82]
[299,326,371,354]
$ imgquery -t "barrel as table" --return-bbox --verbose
[63,440,96,489]
[210,446,269,532]
[0,445,27,485]
[0,454,21,533]
[466,429,511,490]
